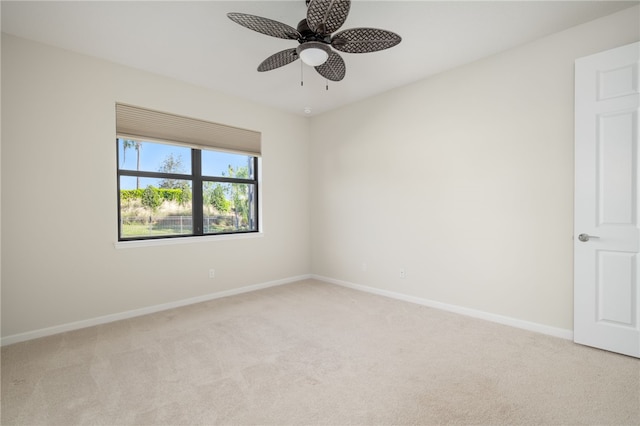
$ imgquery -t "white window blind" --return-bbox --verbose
[116,103,261,157]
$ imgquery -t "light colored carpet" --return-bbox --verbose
[2,279,639,425]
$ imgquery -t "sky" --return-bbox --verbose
[117,138,254,190]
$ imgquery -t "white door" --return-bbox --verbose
[574,41,640,358]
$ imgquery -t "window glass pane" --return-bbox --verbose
[120,177,193,238]
[203,181,257,233]
[201,150,254,179]
[118,138,191,174]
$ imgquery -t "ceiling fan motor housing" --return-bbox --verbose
[297,19,331,43]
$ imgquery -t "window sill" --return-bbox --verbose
[114,232,263,249]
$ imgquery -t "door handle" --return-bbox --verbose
[578,233,600,242]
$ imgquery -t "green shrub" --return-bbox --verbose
[141,186,162,213]
[120,187,192,205]
[120,189,144,202]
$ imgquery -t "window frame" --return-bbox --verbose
[116,137,259,242]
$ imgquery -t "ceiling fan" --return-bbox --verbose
[227,0,402,82]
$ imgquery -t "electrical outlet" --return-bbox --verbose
[399,268,406,279]
[208,269,215,279]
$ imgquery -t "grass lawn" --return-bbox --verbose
[121,223,190,237]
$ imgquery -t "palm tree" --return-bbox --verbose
[122,139,142,189]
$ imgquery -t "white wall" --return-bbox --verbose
[309,6,640,331]
[1,35,310,338]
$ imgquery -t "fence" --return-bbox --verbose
[121,215,238,235]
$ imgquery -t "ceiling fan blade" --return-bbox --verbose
[315,51,345,82]
[227,12,300,40]
[331,28,401,53]
[258,48,299,72]
[306,0,351,35]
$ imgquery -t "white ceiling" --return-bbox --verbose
[2,1,638,116]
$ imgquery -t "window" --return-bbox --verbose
[115,104,261,241]
[117,139,258,240]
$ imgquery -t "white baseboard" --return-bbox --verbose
[312,274,574,341]
[1,274,312,347]
[3,273,572,346]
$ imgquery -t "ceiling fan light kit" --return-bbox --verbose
[297,42,331,66]
[227,0,401,82]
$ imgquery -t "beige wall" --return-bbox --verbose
[1,35,311,338]
[2,5,639,340]
[309,6,640,331]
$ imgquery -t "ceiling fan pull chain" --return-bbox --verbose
[300,61,304,86]
[326,79,329,91]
